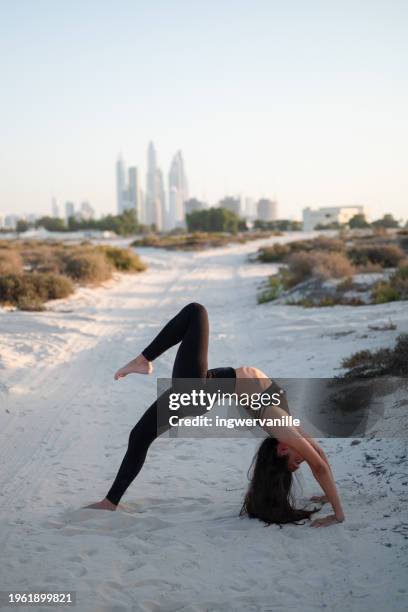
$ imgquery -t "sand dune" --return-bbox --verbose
[0,234,407,612]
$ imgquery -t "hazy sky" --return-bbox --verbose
[1,0,407,221]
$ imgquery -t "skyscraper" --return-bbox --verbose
[116,154,126,214]
[168,151,188,229]
[51,196,60,218]
[80,201,95,220]
[145,142,165,230]
[65,201,75,220]
[219,196,241,216]
[128,166,142,221]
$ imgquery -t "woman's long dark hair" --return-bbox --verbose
[240,437,318,525]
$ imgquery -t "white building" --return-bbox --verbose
[4,214,19,229]
[257,199,278,222]
[302,206,369,231]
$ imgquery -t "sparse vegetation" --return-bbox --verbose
[257,237,345,263]
[340,334,408,378]
[0,273,74,310]
[347,244,405,268]
[256,232,408,307]
[0,240,146,310]
[98,245,147,272]
[132,231,281,251]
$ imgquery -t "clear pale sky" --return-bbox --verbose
[1,0,407,221]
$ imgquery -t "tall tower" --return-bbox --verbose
[145,142,165,230]
[128,167,141,220]
[116,154,126,214]
[51,196,60,218]
[168,151,188,229]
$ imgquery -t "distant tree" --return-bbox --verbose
[186,207,243,233]
[315,221,343,230]
[16,219,29,233]
[66,209,140,236]
[372,214,400,229]
[253,219,301,231]
[35,216,67,231]
[349,213,370,229]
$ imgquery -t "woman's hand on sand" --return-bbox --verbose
[310,514,343,528]
[310,495,329,504]
[114,354,153,380]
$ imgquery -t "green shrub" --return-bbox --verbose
[347,244,405,268]
[372,282,400,304]
[0,273,74,309]
[257,277,286,303]
[99,246,146,272]
[62,251,113,283]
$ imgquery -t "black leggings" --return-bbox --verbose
[106,302,209,505]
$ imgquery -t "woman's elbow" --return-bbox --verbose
[311,459,330,479]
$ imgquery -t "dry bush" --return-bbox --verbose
[18,242,63,273]
[0,249,23,275]
[257,236,345,263]
[288,251,355,284]
[347,244,405,268]
[62,250,113,284]
[341,334,408,378]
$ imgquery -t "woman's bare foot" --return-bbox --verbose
[114,353,153,380]
[84,498,117,511]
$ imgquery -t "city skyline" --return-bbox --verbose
[1,2,407,221]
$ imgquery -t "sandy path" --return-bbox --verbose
[0,235,407,612]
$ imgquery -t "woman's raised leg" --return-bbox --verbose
[86,303,210,509]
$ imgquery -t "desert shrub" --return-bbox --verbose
[257,243,291,262]
[312,237,345,252]
[0,249,23,275]
[17,296,46,311]
[340,334,408,378]
[287,251,355,284]
[371,264,408,303]
[372,282,401,304]
[18,243,64,274]
[257,237,345,263]
[347,244,405,268]
[62,251,113,283]
[99,246,146,272]
[0,273,74,308]
[257,277,286,303]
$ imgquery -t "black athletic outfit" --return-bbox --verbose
[106,302,236,506]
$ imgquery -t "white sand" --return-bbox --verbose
[0,234,407,612]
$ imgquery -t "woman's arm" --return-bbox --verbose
[280,430,344,523]
[260,404,345,524]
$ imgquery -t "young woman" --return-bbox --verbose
[86,302,345,527]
